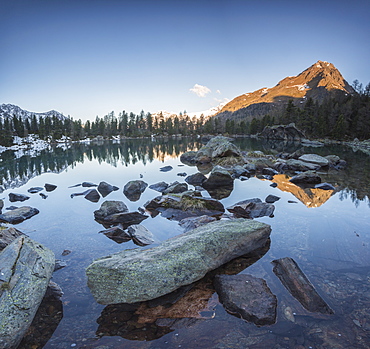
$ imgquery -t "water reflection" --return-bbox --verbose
[0,138,202,190]
[271,174,335,208]
[96,241,270,341]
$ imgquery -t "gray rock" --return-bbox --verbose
[0,237,55,349]
[149,181,169,193]
[259,123,306,141]
[44,183,57,192]
[162,181,188,195]
[98,181,119,197]
[99,225,131,244]
[86,218,271,304]
[262,168,278,176]
[84,189,100,202]
[177,172,187,177]
[0,227,26,251]
[214,274,277,326]
[272,257,334,314]
[0,206,39,224]
[202,166,234,190]
[179,215,217,232]
[128,224,154,246]
[94,200,129,221]
[185,172,207,186]
[285,159,320,171]
[298,154,329,167]
[265,194,281,203]
[315,182,335,190]
[39,193,48,199]
[289,171,321,184]
[180,151,198,165]
[9,193,30,202]
[325,155,340,166]
[144,193,224,221]
[82,181,98,187]
[0,199,3,212]
[231,165,250,178]
[28,187,43,194]
[244,163,256,172]
[100,211,148,228]
[123,180,148,201]
[227,198,275,219]
[160,165,173,172]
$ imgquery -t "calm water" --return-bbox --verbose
[1,138,369,349]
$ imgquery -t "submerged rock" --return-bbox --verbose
[0,237,55,349]
[272,257,334,315]
[0,206,40,224]
[82,182,98,187]
[214,274,277,326]
[86,219,271,304]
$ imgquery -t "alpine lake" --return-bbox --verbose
[1,137,369,349]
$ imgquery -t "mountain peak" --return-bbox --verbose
[217,60,354,116]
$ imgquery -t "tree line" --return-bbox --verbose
[1,80,369,147]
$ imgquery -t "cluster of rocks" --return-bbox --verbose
[0,183,57,224]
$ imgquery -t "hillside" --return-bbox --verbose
[216,60,355,121]
[0,104,66,122]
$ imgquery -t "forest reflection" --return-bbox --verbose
[0,138,202,189]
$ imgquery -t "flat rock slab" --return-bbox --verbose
[0,206,40,224]
[272,257,334,314]
[0,237,55,349]
[299,154,329,167]
[86,219,271,304]
[214,274,277,326]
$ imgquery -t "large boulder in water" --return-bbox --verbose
[86,218,271,304]
[0,237,55,349]
[259,123,305,141]
[298,154,329,167]
[180,136,243,165]
[214,274,277,326]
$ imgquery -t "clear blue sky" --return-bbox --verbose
[1,0,369,121]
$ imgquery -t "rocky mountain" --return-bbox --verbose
[216,60,355,120]
[0,104,66,122]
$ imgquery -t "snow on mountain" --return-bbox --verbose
[0,104,67,122]
[151,101,228,120]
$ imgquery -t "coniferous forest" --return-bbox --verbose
[0,81,369,147]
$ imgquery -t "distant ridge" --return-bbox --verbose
[0,104,66,122]
[216,60,355,120]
